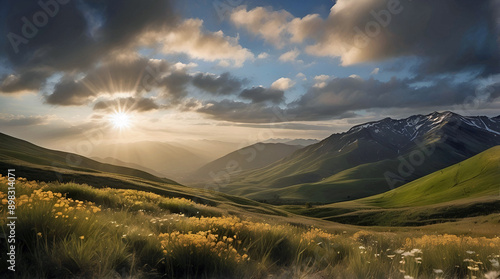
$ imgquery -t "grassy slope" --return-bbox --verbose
[224,139,396,199]
[190,143,302,181]
[3,178,500,278]
[222,118,500,204]
[284,146,500,226]
[0,132,289,217]
[224,137,470,204]
[0,132,179,185]
[358,145,500,208]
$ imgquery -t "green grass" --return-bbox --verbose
[287,146,500,226]
[362,146,500,208]
[220,139,472,204]
[1,177,500,278]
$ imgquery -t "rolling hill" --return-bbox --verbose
[284,146,500,226]
[0,132,179,185]
[188,143,303,183]
[220,112,500,203]
[90,156,168,178]
[88,140,241,179]
[0,132,290,216]
[263,138,320,146]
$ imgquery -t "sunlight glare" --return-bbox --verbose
[110,112,131,129]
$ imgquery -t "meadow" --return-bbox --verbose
[1,176,499,278]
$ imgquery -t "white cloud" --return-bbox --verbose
[158,19,254,67]
[314,75,330,81]
[173,62,198,71]
[230,1,490,69]
[288,14,323,43]
[257,52,269,59]
[313,75,331,88]
[279,49,300,62]
[271,77,296,91]
[296,72,307,81]
[370,68,380,75]
[230,6,292,48]
[217,60,231,67]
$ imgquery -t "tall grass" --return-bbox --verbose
[1,176,499,278]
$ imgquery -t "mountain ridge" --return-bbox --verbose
[287,146,500,226]
[187,142,303,183]
[219,111,500,203]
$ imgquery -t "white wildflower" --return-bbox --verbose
[489,258,500,268]
[484,271,500,279]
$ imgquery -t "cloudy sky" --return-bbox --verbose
[1,0,499,150]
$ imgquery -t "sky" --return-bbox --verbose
[0,0,499,152]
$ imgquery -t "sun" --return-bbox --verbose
[109,112,131,129]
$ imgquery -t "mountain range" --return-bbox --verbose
[187,143,303,183]
[1,110,499,226]
[216,111,500,203]
[2,111,498,207]
[263,138,320,146]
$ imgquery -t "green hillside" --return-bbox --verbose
[362,145,500,208]
[0,132,288,216]
[220,113,500,204]
[227,143,461,204]
[0,132,179,185]
[189,143,302,182]
[285,146,500,225]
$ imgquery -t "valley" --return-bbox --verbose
[1,112,499,278]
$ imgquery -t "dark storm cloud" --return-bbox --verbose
[233,0,499,77]
[45,78,94,106]
[2,0,176,69]
[45,58,171,105]
[239,86,285,104]
[192,72,246,95]
[158,70,192,101]
[287,77,500,121]
[43,57,248,108]
[93,97,159,112]
[0,68,51,93]
[195,77,500,123]
[226,122,336,131]
[196,100,291,123]
[305,0,500,77]
[0,0,176,93]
